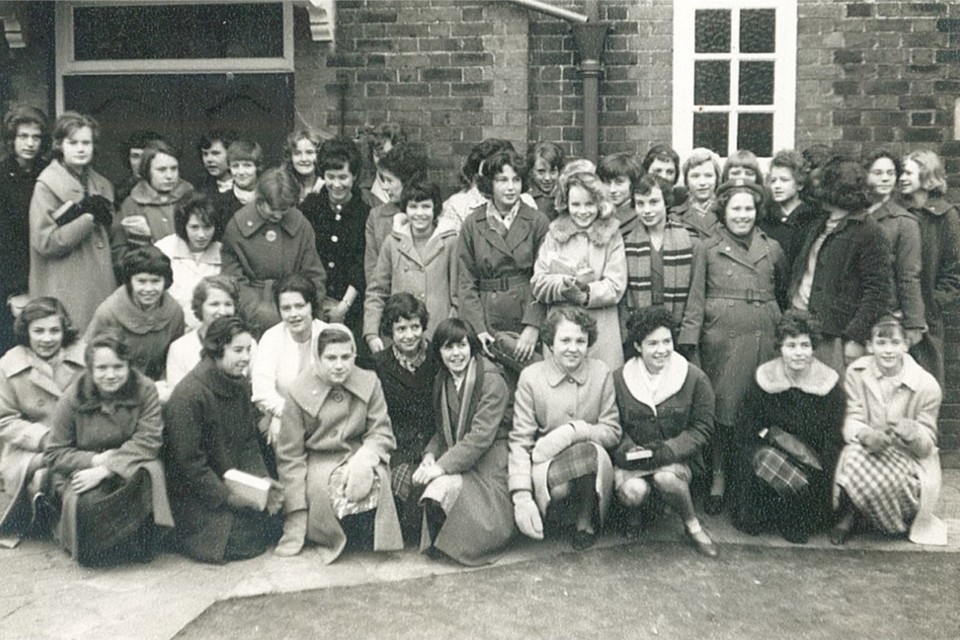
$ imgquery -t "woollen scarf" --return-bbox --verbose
[623,220,694,321]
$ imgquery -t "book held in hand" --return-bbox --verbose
[223,469,271,511]
[625,447,654,462]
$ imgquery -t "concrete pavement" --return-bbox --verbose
[2,469,958,640]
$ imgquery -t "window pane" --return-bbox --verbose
[695,10,731,54]
[694,112,728,156]
[740,9,776,54]
[74,4,284,61]
[695,61,730,106]
[737,113,774,157]
[739,62,775,105]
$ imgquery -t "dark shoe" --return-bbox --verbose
[686,528,718,558]
[830,510,856,546]
[572,529,599,551]
[780,524,809,545]
[704,494,724,516]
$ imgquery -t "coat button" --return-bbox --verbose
[37,399,45,407]
[331,235,338,243]
[328,261,335,269]
[728,300,734,307]
[726,269,733,276]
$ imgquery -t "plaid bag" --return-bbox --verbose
[752,445,809,496]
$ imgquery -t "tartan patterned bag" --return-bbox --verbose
[751,427,822,497]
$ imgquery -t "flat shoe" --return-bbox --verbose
[686,529,718,558]
[704,495,724,516]
[572,529,599,551]
[830,524,852,546]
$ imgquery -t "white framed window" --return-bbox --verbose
[55,0,294,111]
[672,0,797,161]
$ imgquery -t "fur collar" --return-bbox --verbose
[755,357,839,396]
[621,351,689,414]
[548,215,620,246]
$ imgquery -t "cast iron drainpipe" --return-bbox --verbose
[505,0,610,163]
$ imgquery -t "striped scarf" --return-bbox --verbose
[623,220,694,322]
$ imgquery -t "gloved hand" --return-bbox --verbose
[890,419,920,444]
[53,201,85,227]
[532,423,576,464]
[858,429,890,455]
[274,509,307,557]
[344,447,379,503]
[80,195,113,228]
[561,280,588,305]
[512,491,544,540]
[645,444,676,470]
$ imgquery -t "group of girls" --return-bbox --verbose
[0,104,954,570]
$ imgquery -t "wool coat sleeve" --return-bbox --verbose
[363,210,380,286]
[933,207,960,311]
[586,234,627,309]
[30,181,99,259]
[508,368,540,493]
[43,385,96,474]
[900,380,941,459]
[0,374,48,451]
[435,369,508,474]
[893,216,926,330]
[678,237,707,346]
[295,223,328,305]
[362,235,395,340]
[530,234,573,303]
[100,380,164,478]
[456,218,489,335]
[276,391,309,513]
[358,380,396,464]
[660,368,715,462]
[162,387,231,509]
[844,226,893,344]
[841,366,872,444]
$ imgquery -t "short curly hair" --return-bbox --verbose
[190,275,239,323]
[541,305,598,348]
[775,309,823,350]
[625,306,676,346]
[642,144,681,185]
[318,136,363,176]
[769,150,809,193]
[554,170,613,219]
[201,316,252,361]
[476,149,526,199]
[14,297,79,350]
[814,155,872,212]
[273,272,321,319]
[174,192,216,243]
[380,292,429,338]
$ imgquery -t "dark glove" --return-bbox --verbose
[648,444,676,469]
[53,202,85,227]
[80,195,114,228]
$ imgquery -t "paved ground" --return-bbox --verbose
[2,469,959,640]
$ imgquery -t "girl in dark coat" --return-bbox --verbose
[163,317,282,563]
[733,310,844,543]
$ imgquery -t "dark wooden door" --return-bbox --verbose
[63,73,293,189]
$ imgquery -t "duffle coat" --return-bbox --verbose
[276,366,402,564]
[457,203,549,337]
[0,343,85,532]
[679,226,788,426]
[28,160,116,332]
[421,357,515,565]
[363,215,459,342]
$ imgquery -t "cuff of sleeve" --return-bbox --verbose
[508,473,533,493]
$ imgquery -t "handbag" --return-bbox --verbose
[751,427,823,497]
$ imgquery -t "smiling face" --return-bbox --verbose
[686,161,717,203]
[567,184,600,229]
[148,152,179,193]
[634,185,667,231]
[27,314,64,361]
[491,164,522,213]
[278,291,312,338]
[130,273,165,309]
[870,329,907,376]
[185,214,215,253]
[899,158,922,198]
[439,337,471,375]
[867,157,897,201]
[230,160,258,190]
[291,138,318,177]
[768,166,799,205]
[551,318,589,374]
[605,176,632,208]
[60,126,94,170]
[406,198,436,236]
[380,169,403,204]
[14,123,43,165]
[648,158,678,185]
[724,191,758,237]
[779,334,814,375]
[90,347,130,397]
[636,326,673,374]
[390,316,424,358]
[531,156,559,194]
[323,164,355,205]
[199,287,236,330]
[201,141,229,179]
[317,340,355,385]
[216,331,253,378]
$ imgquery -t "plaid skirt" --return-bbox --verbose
[391,462,416,503]
[835,443,921,534]
[546,441,599,491]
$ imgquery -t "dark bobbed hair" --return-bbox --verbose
[632,173,676,208]
[52,112,99,160]
[174,192,217,242]
[201,316,252,361]
[801,144,833,174]
[317,325,356,357]
[14,297,79,350]
[227,140,264,170]
[191,275,239,323]
[814,156,872,212]
[541,305,598,348]
[137,140,180,182]
[124,129,163,152]
[84,331,133,369]
[863,148,902,181]
[459,138,516,189]
[713,179,768,227]
[378,141,429,185]
[380,292,429,338]
[273,272,320,319]
[626,306,677,346]
[769,149,809,192]
[197,129,237,153]
[431,318,482,364]
[255,167,299,211]
[122,246,173,290]
[526,141,565,173]
[641,144,681,185]
[318,136,362,175]
[3,104,49,154]
[476,149,525,199]
[775,309,823,350]
[870,314,906,341]
[399,181,443,221]
[597,152,643,190]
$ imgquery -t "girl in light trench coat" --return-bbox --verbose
[679,180,788,515]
